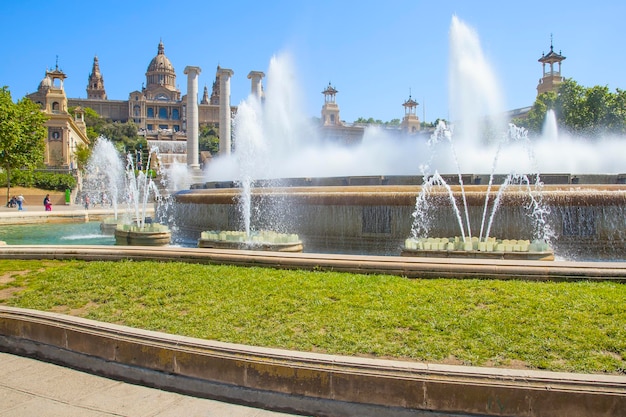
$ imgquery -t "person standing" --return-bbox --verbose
[44,194,52,211]
[16,194,25,211]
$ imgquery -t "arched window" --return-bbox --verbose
[133,105,141,117]
[158,108,168,119]
[52,102,60,112]
[147,108,154,118]
[172,109,179,120]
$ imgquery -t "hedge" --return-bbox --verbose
[0,170,77,191]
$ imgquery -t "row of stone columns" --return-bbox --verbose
[184,67,264,169]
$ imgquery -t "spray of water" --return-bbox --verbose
[83,137,124,219]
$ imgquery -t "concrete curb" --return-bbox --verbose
[1,306,624,417]
[0,244,625,281]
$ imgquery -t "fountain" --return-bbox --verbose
[171,17,626,261]
[192,55,305,252]
[400,119,555,260]
[83,138,171,246]
[113,148,172,246]
[82,137,124,233]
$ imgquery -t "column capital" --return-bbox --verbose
[247,70,265,79]
[218,68,234,77]
[184,66,202,75]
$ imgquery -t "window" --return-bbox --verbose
[147,108,154,118]
[159,108,168,119]
[172,109,179,120]
[133,105,140,117]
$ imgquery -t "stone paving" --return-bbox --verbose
[0,352,300,417]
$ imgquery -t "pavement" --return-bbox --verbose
[0,352,301,417]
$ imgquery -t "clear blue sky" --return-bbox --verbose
[1,1,624,124]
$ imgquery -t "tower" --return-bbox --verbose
[401,94,421,133]
[321,82,341,126]
[537,38,566,96]
[86,56,107,99]
[200,85,209,105]
[27,60,89,169]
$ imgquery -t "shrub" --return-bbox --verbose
[0,170,77,191]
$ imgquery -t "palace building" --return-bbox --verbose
[27,39,563,169]
[68,41,237,143]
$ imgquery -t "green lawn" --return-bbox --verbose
[1,259,624,374]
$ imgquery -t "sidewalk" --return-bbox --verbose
[0,352,299,417]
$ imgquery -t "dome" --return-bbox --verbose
[38,74,52,91]
[145,40,176,91]
[146,40,175,74]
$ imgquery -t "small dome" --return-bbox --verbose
[38,74,52,91]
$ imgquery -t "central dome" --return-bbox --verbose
[145,40,176,91]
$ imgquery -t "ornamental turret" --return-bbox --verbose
[86,55,107,100]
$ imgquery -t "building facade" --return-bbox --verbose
[68,41,235,145]
[27,66,90,169]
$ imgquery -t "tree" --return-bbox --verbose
[516,79,626,137]
[0,87,48,202]
[74,143,91,170]
[199,124,219,154]
[518,91,557,134]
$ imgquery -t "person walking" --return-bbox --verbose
[44,194,52,211]
[16,195,25,211]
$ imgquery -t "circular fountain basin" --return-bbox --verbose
[114,224,171,246]
[198,230,303,252]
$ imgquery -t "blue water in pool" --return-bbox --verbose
[0,222,115,246]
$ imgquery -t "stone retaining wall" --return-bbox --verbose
[1,306,624,417]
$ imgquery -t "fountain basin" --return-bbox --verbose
[173,181,626,260]
[114,224,171,246]
[100,217,118,234]
[402,237,554,260]
[198,230,303,252]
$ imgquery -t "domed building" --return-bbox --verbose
[68,40,237,149]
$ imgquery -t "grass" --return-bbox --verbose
[0,259,624,374]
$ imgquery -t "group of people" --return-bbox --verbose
[5,194,52,211]
[6,195,25,210]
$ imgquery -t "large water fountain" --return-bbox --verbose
[172,16,626,261]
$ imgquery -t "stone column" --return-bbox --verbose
[218,68,234,155]
[247,71,264,98]
[184,66,201,169]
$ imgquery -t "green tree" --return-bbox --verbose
[518,91,558,134]
[0,87,48,202]
[74,143,91,170]
[516,79,626,137]
[199,124,219,154]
